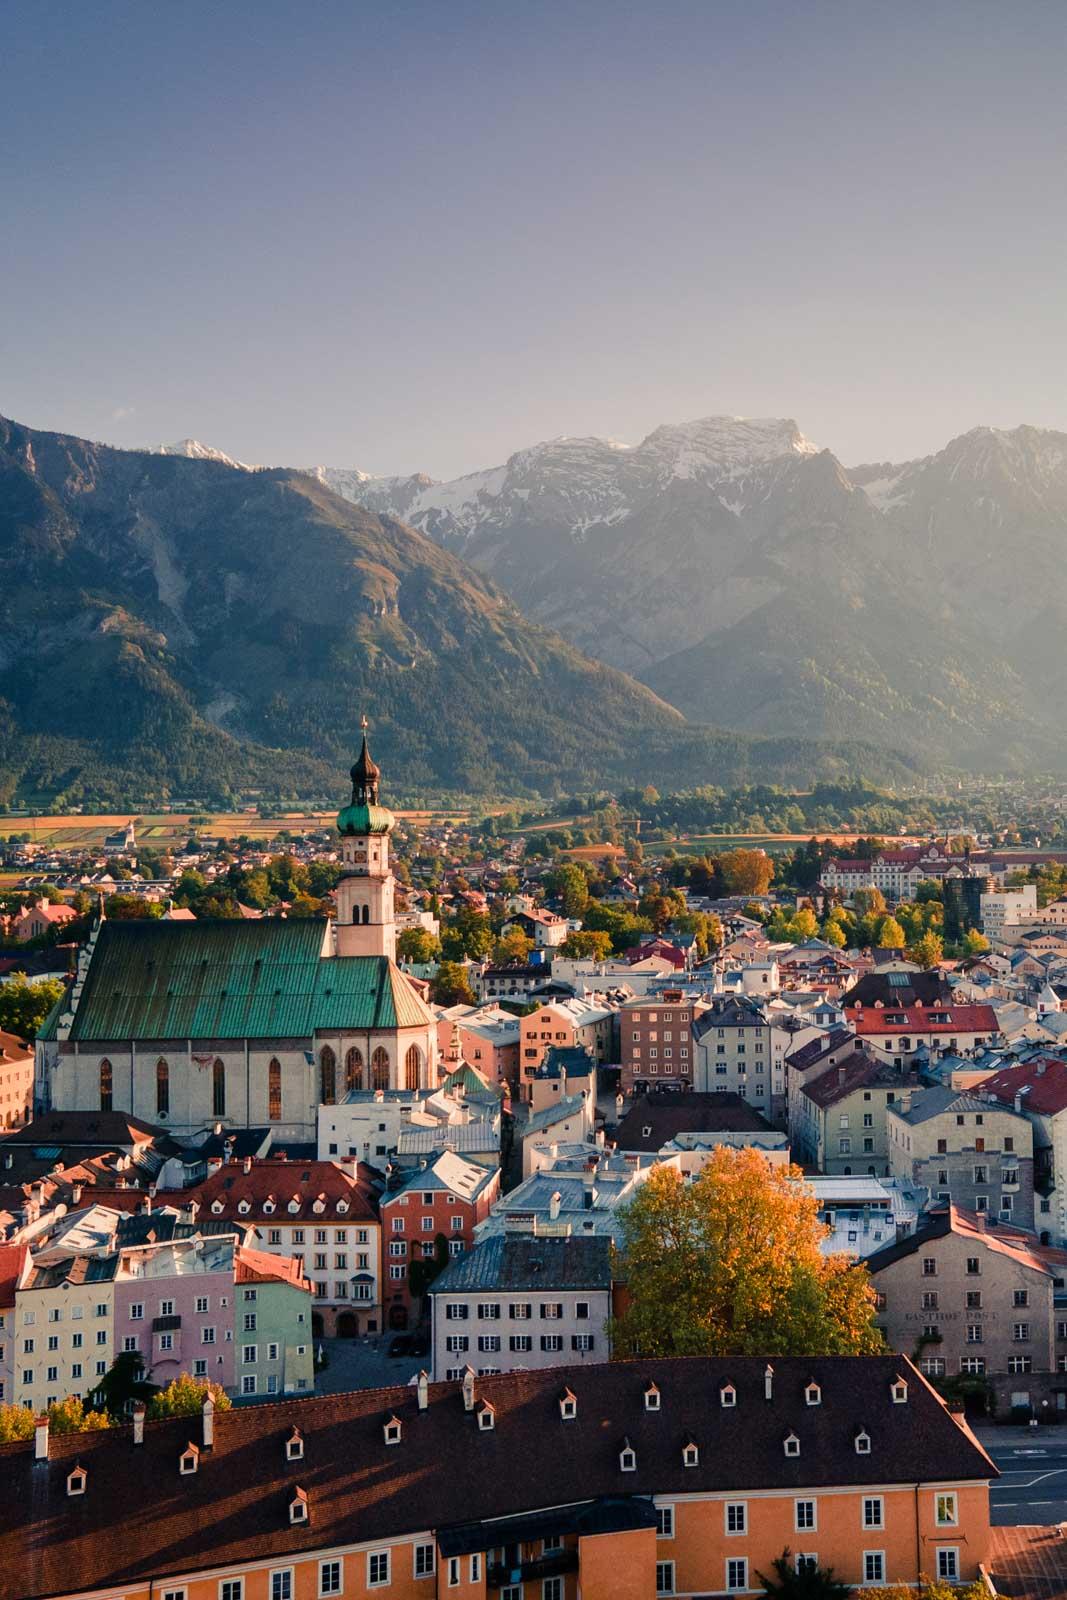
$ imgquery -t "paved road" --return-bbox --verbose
[977,1431,1067,1525]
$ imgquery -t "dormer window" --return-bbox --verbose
[805,1382,821,1407]
[891,1379,908,1404]
[288,1199,300,1214]
[619,1440,636,1472]
[644,1383,661,1412]
[180,1443,199,1475]
[783,1433,800,1457]
[478,1401,496,1431]
[312,1198,326,1214]
[263,1199,275,1214]
[289,1488,309,1524]
[720,1383,736,1408]
[337,1199,349,1214]
[855,1430,871,1454]
[559,1388,577,1421]
[683,1439,699,1468]
[383,1415,402,1446]
[286,1429,304,1461]
[237,1199,251,1215]
[211,1200,224,1215]
[67,1465,87,1496]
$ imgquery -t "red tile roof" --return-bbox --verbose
[181,1158,381,1224]
[235,1244,313,1292]
[980,1058,1067,1116]
[0,1031,32,1064]
[0,1243,28,1308]
[847,1003,998,1035]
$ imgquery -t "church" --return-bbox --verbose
[35,729,438,1143]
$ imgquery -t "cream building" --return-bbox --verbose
[35,728,437,1143]
[14,1255,116,1414]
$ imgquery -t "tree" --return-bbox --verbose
[408,1231,451,1302]
[0,1404,34,1443]
[47,1396,111,1434]
[758,1551,850,1600]
[910,930,945,970]
[147,1374,232,1420]
[440,908,492,961]
[396,927,441,964]
[821,919,846,949]
[853,887,887,917]
[493,927,534,964]
[962,929,991,956]
[544,863,590,919]
[610,1151,881,1359]
[560,929,614,960]
[785,908,819,942]
[91,1351,159,1418]
[0,974,65,1041]
[875,915,907,950]
[719,849,774,898]
[432,961,477,1006]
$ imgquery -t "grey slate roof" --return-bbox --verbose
[428,1232,612,1293]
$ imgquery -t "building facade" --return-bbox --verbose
[380,1151,500,1331]
[887,1087,1035,1229]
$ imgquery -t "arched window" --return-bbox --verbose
[99,1059,113,1113]
[345,1047,364,1094]
[404,1044,422,1091]
[156,1057,169,1117]
[363,905,371,925]
[371,1047,390,1090]
[320,1045,337,1105]
[212,1058,226,1118]
[268,1057,282,1122]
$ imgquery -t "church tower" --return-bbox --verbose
[334,718,396,959]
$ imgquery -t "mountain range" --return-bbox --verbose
[298,417,1067,772]
[0,416,914,808]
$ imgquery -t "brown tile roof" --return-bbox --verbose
[181,1157,381,1224]
[0,1355,993,1600]
[235,1244,313,1292]
[615,1092,775,1151]
[0,1243,28,1308]
[981,1058,1067,1116]
[0,1030,31,1064]
[990,1526,1067,1600]
[801,1053,904,1108]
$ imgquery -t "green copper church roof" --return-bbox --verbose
[336,801,395,836]
[41,918,430,1042]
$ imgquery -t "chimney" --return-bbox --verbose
[462,1367,476,1412]
[837,1066,846,1086]
[417,1370,429,1411]
[132,1401,145,1445]
[71,1184,82,1204]
[549,1191,562,1222]
[34,1415,49,1461]
[243,1155,253,1174]
[1015,1092,1023,1113]
[764,1364,774,1401]
[202,1394,215,1450]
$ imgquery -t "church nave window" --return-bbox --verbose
[320,1045,337,1105]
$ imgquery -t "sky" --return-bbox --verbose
[3,0,1066,480]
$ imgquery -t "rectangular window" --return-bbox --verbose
[414,1544,435,1578]
[220,1584,244,1600]
[795,1500,816,1531]
[864,1553,885,1584]
[657,1562,676,1596]
[130,1303,144,1321]
[936,1493,958,1526]
[270,1574,293,1600]
[726,1558,748,1591]
[319,1560,343,1596]
[726,1502,746,1534]
[937,1550,959,1581]
[543,1580,563,1600]
[863,1497,884,1530]
[242,1375,256,1394]
[541,1334,563,1352]
[656,1503,675,1537]
[478,1303,501,1320]
[445,1303,469,1320]
[510,1335,532,1352]
[447,1556,461,1587]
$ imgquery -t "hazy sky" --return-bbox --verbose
[3,0,1066,479]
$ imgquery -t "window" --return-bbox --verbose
[511,1301,531,1320]
[478,1303,501,1320]
[196,1296,209,1314]
[367,1552,389,1589]
[242,1375,256,1394]
[1014,1290,1030,1308]
[156,1056,169,1116]
[855,1431,871,1455]
[864,1553,885,1584]
[922,1292,938,1310]
[966,1256,980,1275]
[961,1357,986,1375]
[966,1325,983,1344]
[445,1303,469,1320]
[320,1561,343,1596]
[937,1550,960,1581]
[863,1497,884,1529]
[543,1581,563,1600]
[795,1500,816,1531]
[319,1045,337,1105]
[922,1257,937,1276]
[511,1334,532,1352]
[446,1336,469,1353]
[99,1058,113,1112]
[657,1562,676,1596]
[726,1558,748,1591]
[966,1291,981,1310]
[195,1359,208,1377]
[1013,1324,1031,1343]
[726,1502,746,1534]
[220,1585,243,1600]
[270,1576,293,1600]
[784,1434,800,1457]
[202,1326,216,1344]
[243,1345,257,1363]
[1008,1356,1032,1374]
[470,1555,481,1583]
[541,1303,563,1319]
[478,1336,501,1353]
[268,1057,282,1121]
[414,1544,435,1578]
[936,1493,958,1526]
[159,1333,173,1352]
[541,1335,563,1353]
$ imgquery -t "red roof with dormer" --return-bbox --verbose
[181,1157,381,1224]
[846,1003,998,1035]
[978,1058,1067,1117]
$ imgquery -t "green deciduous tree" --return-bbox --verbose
[611,1150,881,1359]
[875,915,907,949]
[544,863,591,918]
[559,929,614,960]
[910,930,945,970]
[0,973,66,1041]
[396,927,442,964]
[853,887,887,917]
[432,961,477,1006]
[147,1374,232,1420]
[758,1552,850,1600]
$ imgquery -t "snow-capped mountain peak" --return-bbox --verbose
[150,438,252,469]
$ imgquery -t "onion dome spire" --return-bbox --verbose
[337,715,394,837]
[350,714,381,806]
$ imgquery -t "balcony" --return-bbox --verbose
[487,1549,578,1588]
